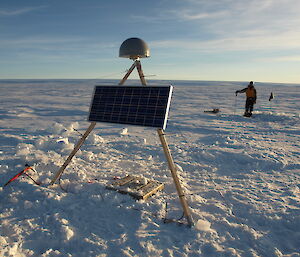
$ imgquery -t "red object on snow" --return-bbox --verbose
[3,165,34,187]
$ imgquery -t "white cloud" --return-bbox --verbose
[0,37,116,49]
[138,0,300,53]
[259,55,300,62]
[132,0,300,43]
[0,6,46,16]
[176,0,300,31]
[0,36,118,63]
[170,9,228,20]
[151,28,300,52]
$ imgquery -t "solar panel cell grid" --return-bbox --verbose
[88,85,173,130]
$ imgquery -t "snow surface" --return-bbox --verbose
[0,79,299,257]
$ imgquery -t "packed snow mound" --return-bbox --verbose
[252,111,299,123]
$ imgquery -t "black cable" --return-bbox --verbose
[58,176,69,193]
[73,128,83,136]
[177,212,185,221]
[23,173,41,186]
[163,201,168,222]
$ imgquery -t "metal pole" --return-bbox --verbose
[234,95,237,115]
[157,128,194,227]
[50,122,97,185]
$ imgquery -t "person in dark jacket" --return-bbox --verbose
[235,81,257,117]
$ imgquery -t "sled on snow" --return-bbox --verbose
[106,175,164,200]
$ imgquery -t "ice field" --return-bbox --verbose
[0,79,299,256]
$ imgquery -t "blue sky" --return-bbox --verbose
[1,0,300,83]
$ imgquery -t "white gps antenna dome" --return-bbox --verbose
[119,37,150,60]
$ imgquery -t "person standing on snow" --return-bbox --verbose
[235,81,257,117]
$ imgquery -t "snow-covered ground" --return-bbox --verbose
[0,79,299,257]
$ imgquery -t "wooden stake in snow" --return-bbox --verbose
[157,128,194,227]
[50,122,96,185]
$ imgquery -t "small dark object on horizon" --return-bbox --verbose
[204,108,220,114]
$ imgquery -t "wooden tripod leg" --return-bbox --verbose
[157,128,194,227]
[50,122,96,185]
[135,60,147,86]
[119,62,136,85]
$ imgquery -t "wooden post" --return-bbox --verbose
[157,128,194,227]
[50,122,96,185]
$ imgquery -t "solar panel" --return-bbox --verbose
[88,85,173,130]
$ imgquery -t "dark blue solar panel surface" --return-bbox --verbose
[88,85,173,130]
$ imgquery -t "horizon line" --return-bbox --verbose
[0,78,299,85]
